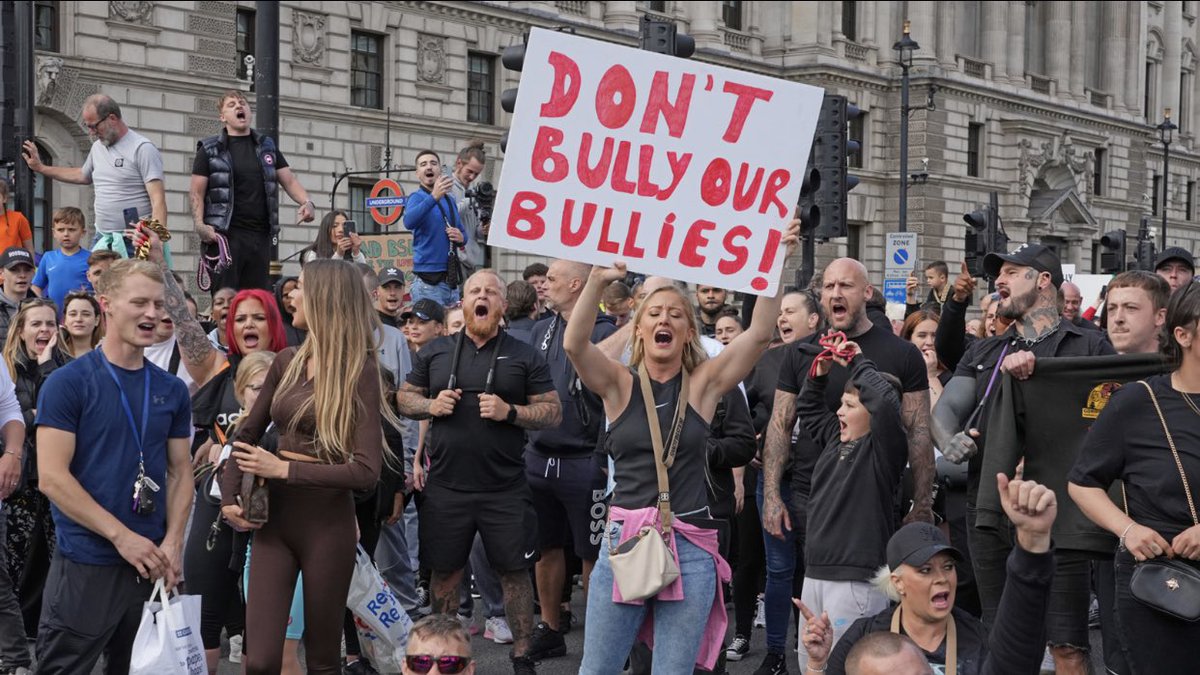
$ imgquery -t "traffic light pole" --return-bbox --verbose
[898,65,910,233]
[255,1,280,267]
[12,1,34,216]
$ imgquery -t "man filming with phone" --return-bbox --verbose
[404,150,468,306]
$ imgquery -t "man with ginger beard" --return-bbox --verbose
[397,269,561,675]
[404,150,468,306]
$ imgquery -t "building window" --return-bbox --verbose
[1181,70,1193,134]
[1153,174,1161,215]
[722,0,743,30]
[647,0,667,11]
[467,53,495,125]
[848,111,864,169]
[1146,61,1156,117]
[34,0,58,52]
[348,180,375,233]
[1188,180,1195,221]
[846,223,863,261]
[351,31,383,110]
[841,1,857,41]
[1093,148,1105,196]
[967,123,982,177]
[236,9,255,83]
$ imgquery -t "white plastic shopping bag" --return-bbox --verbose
[347,545,412,673]
[129,578,206,675]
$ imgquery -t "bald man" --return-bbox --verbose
[1060,281,1099,331]
[844,633,933,675]
[764,258,934,672]
[524,259,617,660]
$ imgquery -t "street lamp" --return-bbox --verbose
[1157,108,1177,249]
[894,21,935,233]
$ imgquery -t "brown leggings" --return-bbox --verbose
[243,483,357,675]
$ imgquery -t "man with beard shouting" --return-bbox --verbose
[932,243,1111,675]
[397,269,562,675]
[404,150,469,306]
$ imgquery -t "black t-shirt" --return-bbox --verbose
[192,135,290,232]
[779,323,928,411]
[407,331,554,492]
[527,313,618,456]
[1070,374,1200,541]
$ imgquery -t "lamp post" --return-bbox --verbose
[893,20,921,233]
[1157,108,1177,249]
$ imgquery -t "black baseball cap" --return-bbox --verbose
[0,247,34,270]
[377,267,406,287]
[400,298,445,324]
[1155,246,1195,274]
[886,522,963,570]
[983,243,1064,288]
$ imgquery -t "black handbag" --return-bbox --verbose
[1127,381,1200,621]
[433,198,466,289]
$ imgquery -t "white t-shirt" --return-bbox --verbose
[143,335,197,396]
[80,129,164,233]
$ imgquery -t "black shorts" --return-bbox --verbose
[526,451,608,560]
[418,481,540,573]
[211,225,272,292]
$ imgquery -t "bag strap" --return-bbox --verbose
[1139,380,1199,526]
[637,363,689,533]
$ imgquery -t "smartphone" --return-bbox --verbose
[441,164,453,180]
[123,207,140,226]
[342,219,357,236]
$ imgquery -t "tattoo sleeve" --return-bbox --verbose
[902,389,936,513]
[395,382,433,420]
[500,570,535,651]
[160,268,216,370]
[514,391,562,430]
[189,190,205,231]
[762,389,797,501]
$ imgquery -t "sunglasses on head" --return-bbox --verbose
[404,654,471,674]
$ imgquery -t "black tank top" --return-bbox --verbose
[606,369,711,515]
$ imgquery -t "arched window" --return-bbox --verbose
[1146,31,1165,116]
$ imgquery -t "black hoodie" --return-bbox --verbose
[273,276,306,347]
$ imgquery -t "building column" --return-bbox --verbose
[1164,0,1183,116]
[688,1,722,50]
[1069,1,1087,99]
[907,1,937,64]
[1046,1,1071,89]
[874,2,894,58]
[1007,0,1026,85]
[603,1,639,33]
[983,1,1008,79]
[817,1,833,48]
[936,3,956,66]
[1125,1,1143,114]
[1102,3,1126,109]
[862,0,876,46]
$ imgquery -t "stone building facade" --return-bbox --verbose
[21,1,1200,296]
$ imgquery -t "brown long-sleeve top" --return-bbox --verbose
[220,346,383,506]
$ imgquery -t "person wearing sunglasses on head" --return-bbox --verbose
[403,614,474,675]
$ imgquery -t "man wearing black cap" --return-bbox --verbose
[376,267,407,328]
[0,247,36,350]
[1154,246,1195,293]
[931,243,1111,675]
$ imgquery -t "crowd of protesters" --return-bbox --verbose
[1,86,1200,675]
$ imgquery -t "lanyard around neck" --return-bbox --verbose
[98,351,150,463]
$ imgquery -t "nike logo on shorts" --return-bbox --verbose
[524,550,536,559]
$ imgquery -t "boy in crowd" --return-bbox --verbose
[601,280,633,327]
[86,250,121,289]
[34,207,92,309]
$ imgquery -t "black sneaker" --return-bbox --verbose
[343,660,378,675]
[726,634,750,661]
[512,655,537,675]
[526,621,567,660]
[752,651,788,675]
[560,609,575,635]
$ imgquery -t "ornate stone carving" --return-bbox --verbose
[1017,132,1096,201]
[36,56,63,107]
[109,1,153,24]
[293,11,327,65]
[417,35,446,83]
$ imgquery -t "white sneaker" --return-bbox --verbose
[229,634,243,664]
[753,595,767,628]
[484,616,514,644]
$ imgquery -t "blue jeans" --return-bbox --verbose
[375,517,420,612]
[410,276,459,307]
[579,521,716,675]
[756,474,797,654]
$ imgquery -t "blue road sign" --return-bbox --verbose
[883,278,907,304]
[365,196,407,208]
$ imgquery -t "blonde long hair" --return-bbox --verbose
[273,260,400,464]
[3,299,63,381]
[629,286,707,373]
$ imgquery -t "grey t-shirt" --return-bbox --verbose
[81,129,164,233]
[452,177,487,270]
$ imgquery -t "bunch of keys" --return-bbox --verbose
[132,466,160,516]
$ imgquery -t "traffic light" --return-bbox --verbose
[498,41,526,153]
[808,95,861,240]
[962,192,1007,278]
[1099,230,1127,273]
[639,15,695,57]
[1133,216,1157,271]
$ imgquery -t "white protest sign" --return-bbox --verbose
[1072,273,1112,311]
[489,27,824,295]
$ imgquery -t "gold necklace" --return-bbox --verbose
[1173,375,1200,417]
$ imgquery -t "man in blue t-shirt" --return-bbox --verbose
[403,149,467,306]
[35,258,193,675]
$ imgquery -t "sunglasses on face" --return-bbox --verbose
[404,654,471,674]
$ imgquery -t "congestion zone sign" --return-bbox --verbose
[366,178,407,227]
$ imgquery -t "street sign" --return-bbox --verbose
[884,232,918,280]
[882,278,907,304]
[369,178,406,227]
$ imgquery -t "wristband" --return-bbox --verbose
[505,405,518,424]
[1119,522,1136,548]
[808,665,828,673]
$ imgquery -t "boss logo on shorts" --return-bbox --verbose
[589,489,607,546]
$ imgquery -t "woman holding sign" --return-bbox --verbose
[564,219,798,674]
